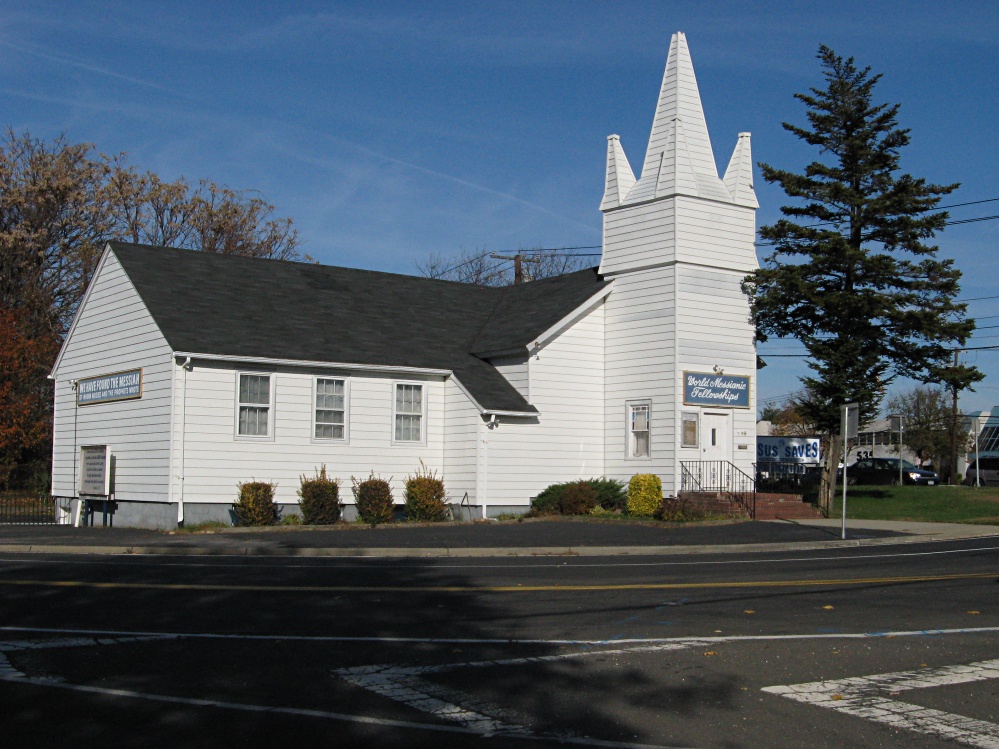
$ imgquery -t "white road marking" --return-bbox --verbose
[763,659,999,748]
[3,625,998,746]
[0,631,683,748]
[334,641,711,742]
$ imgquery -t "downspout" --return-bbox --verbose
[485,414,499,518]
[71,380,81,526]
[177,357,192,526]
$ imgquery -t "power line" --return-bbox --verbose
[948,214,999,226]
[433,244,603,277]
[517,244,603,254]
[937,197,999,211]
[754,212,999,246]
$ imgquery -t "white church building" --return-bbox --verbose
[50,32,760,528]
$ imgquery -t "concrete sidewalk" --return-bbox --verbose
[0,517,996,558]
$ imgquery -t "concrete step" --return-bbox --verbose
[679,491,824,520]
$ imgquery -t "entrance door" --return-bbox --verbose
[700,412,731,463]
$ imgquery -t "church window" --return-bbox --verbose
[628,401,651,458]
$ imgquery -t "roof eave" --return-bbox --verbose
[172,352,452,377]
[471,346,529,360]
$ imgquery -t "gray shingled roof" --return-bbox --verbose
[109,242,608,413]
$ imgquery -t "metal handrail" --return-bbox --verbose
[680,460,756,518]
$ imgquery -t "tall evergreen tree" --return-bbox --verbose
[743,47,981,509]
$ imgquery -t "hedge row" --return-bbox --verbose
[528,473,707,521]
[232,463,448,526]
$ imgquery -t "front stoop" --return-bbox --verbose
[679,491,824,521]
[752,492,825,520]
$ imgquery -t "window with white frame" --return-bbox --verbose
[314,378,346,440]
[628,402,651,458]
[237,373,272,437]
[394,383,424,442]
[681,412,699,448]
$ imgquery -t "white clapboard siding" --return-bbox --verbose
[675,198,757,272]
[676,266,756,367]
[176,362,446,506]
[443,378,479,505]
[602,264,677,490]
[490,356,529,399]
[50,252,174,501]
[600,201,676,276]
[483,301,605,506]
[675,263,758,477]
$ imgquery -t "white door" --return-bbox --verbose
[700,412,731,463]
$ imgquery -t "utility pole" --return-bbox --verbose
[950,348,960,485]
[490,252,540,284]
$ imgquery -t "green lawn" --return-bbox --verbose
[830,484,999,524]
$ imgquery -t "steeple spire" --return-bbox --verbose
[605,31,732,208]
[640,32,717,186]
[654,119,699,198]
[600,135,636,211]
[723,132,759,208]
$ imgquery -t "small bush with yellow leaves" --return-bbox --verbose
[234,481,277,526]
[404,462,449,522]
[627,473,662,517]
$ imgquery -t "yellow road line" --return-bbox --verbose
[0,571,994,594]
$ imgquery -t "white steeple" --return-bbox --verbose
[654,119,700,198]
[599,32,758,277]
[598,31,759,497]
[599,135,637,211]
[601,31,737,210]
[723,132,759,208]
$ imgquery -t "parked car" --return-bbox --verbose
[845,458,939,486]
[963,457,999,487]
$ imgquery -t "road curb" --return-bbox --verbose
[1,530,996,558]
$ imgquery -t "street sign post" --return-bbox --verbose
[889,415,904,486]
[841,403,859,540]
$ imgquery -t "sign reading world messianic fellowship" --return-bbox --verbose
[76,369,142,406]
[683,371,751,409]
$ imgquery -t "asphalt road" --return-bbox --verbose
[2,539,997,748]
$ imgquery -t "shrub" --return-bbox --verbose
[298,465,342,525]
[559,481,598,515]
[654,495,706,522]
[530,477,626,516]
[587,477,627,511]
[233,481,277,526]
[352,472,395,525]
[530,483,567,515]
[281,513,303,526]
[627,473,662,517]
[404,462,449,522]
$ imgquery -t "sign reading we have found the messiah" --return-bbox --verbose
[76,369,142,406]
[683,372,751,408]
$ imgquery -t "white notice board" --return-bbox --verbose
[80,445,110,496]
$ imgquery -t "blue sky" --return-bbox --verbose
[3,1,997,413]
